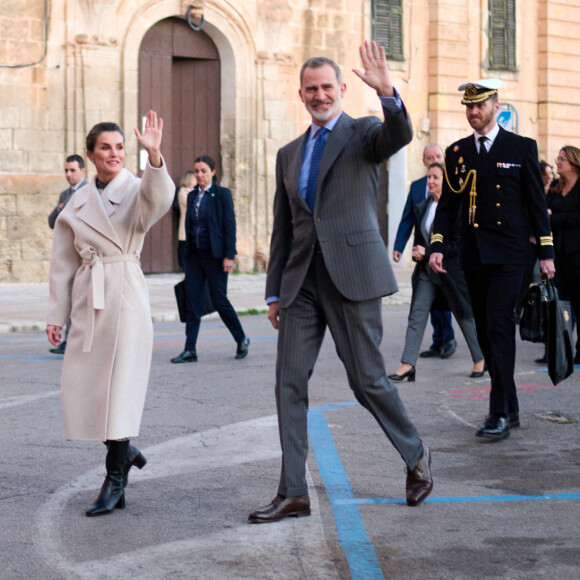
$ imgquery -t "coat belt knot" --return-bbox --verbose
[80,247,141,352]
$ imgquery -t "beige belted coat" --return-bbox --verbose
[47,160,174,441]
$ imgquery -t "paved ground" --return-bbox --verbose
[0,268,414,333]
[1,266,579,579]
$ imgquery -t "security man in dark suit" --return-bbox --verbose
[429,79,555,440]
[48,154,88,229]
[47,154,88,354]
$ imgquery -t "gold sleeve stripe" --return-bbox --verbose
[539,236,553,246]
[431,233,444,244]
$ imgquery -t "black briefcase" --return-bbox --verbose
[545,281,574,385]
[174,280,188,323]
[174,280,216,323]
[519,282,549,343]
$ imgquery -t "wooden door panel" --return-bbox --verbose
[138,18,220,274]
[172,59,220,178]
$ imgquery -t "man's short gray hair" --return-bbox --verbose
[300,57,343,86]
[422,143,444,158]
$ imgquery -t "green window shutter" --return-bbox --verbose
[489,0,516,70]
[373,0,404,61]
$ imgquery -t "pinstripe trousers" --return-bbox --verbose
[275,253,424,497]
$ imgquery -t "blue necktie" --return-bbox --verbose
[305,127,328,211]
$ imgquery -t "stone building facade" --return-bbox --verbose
[0,0,578,282]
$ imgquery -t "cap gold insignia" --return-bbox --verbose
[465,84,478,97]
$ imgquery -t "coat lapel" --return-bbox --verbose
[288,132,310,210]
[287,114,353,213]
[74,171,131,249]
[486,126,508,166]
[104,169,132,211]
[316,114,353,201]
[465,135,478,170]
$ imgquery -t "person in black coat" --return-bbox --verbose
[547,145,580,363]
[389,163,484,382]
[429,79,555,440]
[171,155,249,363]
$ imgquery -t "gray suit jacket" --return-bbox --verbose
[48,178,89,229]
[266,106,413,307]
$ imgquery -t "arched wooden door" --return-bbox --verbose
[139,17,220,273]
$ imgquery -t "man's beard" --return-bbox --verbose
[468,109,495,132]
[306,99,341,123]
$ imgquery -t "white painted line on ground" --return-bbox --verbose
[0,390,59,410]
[34,415,338,579]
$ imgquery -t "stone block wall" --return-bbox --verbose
[1,0,579,282]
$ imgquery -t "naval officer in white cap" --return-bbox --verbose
[429,78,555,440]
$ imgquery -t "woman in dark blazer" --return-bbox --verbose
[547,145,580,363]
[389,163,484,381]
[171,155,249,363]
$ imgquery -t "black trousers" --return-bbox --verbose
[431,309,455,345]
[515,242,541,318]
[465,264,525,416]
[184,248,245,351]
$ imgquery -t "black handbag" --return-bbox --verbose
[519,282,549,343]
[545,280,574,385]
[174,279,216,323]
[174,280,188,323]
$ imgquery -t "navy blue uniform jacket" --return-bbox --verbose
[431,126,554,267]
[185,184,237,260]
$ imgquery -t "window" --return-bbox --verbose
[372,0,403,61]
[489,0,516,70]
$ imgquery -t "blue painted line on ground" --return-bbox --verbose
[308,401,580,579]
[308,402,383,580]
[337,493,580,505]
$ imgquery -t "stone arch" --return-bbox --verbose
[119,1,259,270]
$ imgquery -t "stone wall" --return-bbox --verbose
[0,0,579,282]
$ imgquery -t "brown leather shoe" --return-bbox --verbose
[406,443,433,507]
[248,494,311,523]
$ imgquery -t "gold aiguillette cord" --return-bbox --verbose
[443,164,478,225]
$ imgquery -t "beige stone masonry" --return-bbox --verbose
[0,0,579,281]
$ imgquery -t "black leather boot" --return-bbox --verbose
[86,440,128,516]
[103,441,147,487]
[124,445,147,487]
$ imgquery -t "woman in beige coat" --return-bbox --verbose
[46,110,174,516]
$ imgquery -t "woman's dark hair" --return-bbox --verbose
[194,154,217,183]
[86,122,124,152]
[540,160,552,176]
[428,162,445,173]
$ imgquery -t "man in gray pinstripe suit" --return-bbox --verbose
[248,42,433,524]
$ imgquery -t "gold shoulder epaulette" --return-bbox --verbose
[539,235,554,246]
[431,233,444,244]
